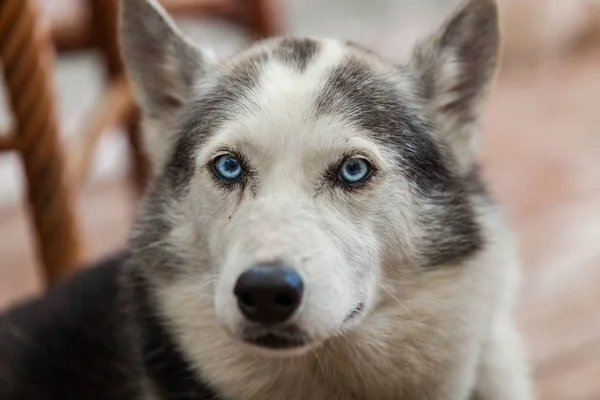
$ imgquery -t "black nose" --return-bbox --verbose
[234,265,303,324]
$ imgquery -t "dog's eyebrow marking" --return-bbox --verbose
[314,56,407,137]
[273,38,319,72]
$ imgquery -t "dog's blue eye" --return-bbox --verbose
[339,158,371,184]
[214,154,243,181]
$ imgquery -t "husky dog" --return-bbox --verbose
[0,0,534,399]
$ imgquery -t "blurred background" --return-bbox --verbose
[0,0,599,398]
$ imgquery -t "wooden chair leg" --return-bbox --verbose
[0,0,83,284]
[88,0,122,76]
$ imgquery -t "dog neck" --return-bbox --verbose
[131,277,221,400]
[130,257,490,400]
[173,304,467,400]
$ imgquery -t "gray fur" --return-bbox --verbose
[120,0,208,114]
[273,38,319,71]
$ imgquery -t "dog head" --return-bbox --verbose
[121,0,500,356]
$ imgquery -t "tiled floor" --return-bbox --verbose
[1,1,600,399]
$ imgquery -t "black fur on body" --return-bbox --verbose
[0,253,219,400]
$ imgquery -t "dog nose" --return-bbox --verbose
[234,265,303,324]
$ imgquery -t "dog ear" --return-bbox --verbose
[410,0,500,168]
[120,0,212,171]
[120,0,209,114]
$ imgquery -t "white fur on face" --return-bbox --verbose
[191,40,386,345]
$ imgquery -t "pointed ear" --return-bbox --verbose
[120,0,211,115]
[410,0,500,167]
[119,0,213,172]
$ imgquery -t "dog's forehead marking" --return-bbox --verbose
[195,39,353,162]
[252,38,346,99]
[249,38,348,123]
[272,38,319,72]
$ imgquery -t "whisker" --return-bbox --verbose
[380,285,412,316]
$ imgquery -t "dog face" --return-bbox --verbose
[121,0,499,356]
